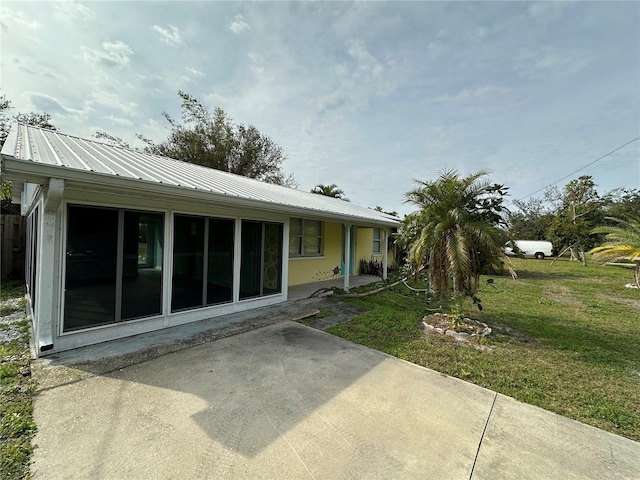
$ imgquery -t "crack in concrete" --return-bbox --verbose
[261,407,317,480]
[469,392,498,479]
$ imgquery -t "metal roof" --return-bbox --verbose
[1,124,398,226]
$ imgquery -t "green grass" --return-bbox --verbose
[0,281,25,303]
[326,258,640,441]
[0,284,36,480]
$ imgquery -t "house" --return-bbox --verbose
[0,124,399,356]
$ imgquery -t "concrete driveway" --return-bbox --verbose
[32,321,640,479]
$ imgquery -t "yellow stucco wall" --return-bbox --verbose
[358,227,396,273]
[288,221,343,286]
[356,227,375,272]
[287,223,395,286]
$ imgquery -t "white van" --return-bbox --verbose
[504,240,554,259]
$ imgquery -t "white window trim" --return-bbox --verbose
[289,218,323,258]
[373,228,382,254]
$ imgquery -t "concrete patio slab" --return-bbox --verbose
[472,394,640,480]
[31,321,640,479]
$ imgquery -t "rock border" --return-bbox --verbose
[422,315,492,343]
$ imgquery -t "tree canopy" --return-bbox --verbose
[506,176,637,265]
[590,214,640,288]
[402,169,511,301]
[310,184,349,201]
[1,94,57,149]
[141,91,296,187]
[1,94,58,210]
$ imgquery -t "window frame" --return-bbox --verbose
[289,218,323,258]
[372,228,382,255]
[62,204,166,332]
[171,214,235,312]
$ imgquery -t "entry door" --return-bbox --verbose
[340,225,356,276]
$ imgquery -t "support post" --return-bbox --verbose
[343,223,351,291]
[35,178,64,354]
[382,228,388,280]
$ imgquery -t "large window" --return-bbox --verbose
[26,207,39,314]
[171,215,234,312]
[289,218,322,257]
[122,211,164,320]
[240,221,283,299]
[64,205,164,332]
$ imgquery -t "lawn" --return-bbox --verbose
[325,257,640,442]
[0,281,35,480]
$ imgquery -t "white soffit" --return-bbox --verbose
[1,124,399,227]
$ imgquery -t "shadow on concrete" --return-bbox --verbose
[31,314,640,479]
[142,322,388,458]
[34,293,396,459]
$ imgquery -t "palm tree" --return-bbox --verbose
[405,169,510,299]
[310,184,349,201]
[590,215,640,288]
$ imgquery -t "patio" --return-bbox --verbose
[287,274,382,300]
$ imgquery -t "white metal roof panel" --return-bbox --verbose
[1,124,399,226]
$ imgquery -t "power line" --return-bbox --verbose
[515,137,640,202]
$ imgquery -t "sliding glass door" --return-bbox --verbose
[64,205,164,332]
[171,215,234,312]
[240,221,283,299]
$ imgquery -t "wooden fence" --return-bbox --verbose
[1,214,25,281]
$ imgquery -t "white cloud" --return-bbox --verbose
[1,7,41,29]
[431,85,513,105]
[187,68,205,77]
[103,115,133,127]
[81,40,134,70]
[229,14,250,34]
[11,56,59,79]
[528,2,566,22]
[153,24,184,46]
[248,52,265,78]
[25,92,86,118]
[55,1,95,24]
[137,72,163,82]
[346,39,383,78]
[515,47,591,79]
[316,89,348,114]
[88,91,138,116]
[179,67,206,85]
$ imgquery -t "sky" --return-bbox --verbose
[1,1,639,217]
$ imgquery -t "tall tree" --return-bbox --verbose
[507,197,554,240]
[602,188,640,221]
[142,91,295,186]
[547,176,604,265]
[1,94,58,209]
[1,95,57,148]
[404,169,511,300]
[310,184,349,201]
[374,206,399,217]
[590,215,640,288]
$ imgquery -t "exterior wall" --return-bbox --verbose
[355,227,395,272]
[287,221,342,286]
[356,227,376,273]
[28,183,292,356]
[21,180,396,355]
